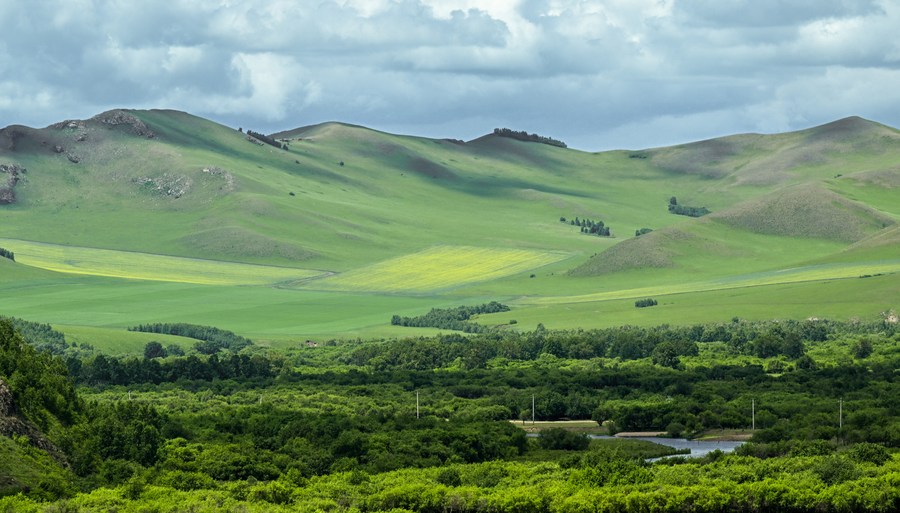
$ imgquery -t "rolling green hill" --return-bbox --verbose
[0,110,897,347]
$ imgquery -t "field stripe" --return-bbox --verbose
[522,260,900,305]
[312,245,569,293]
[0,238,325,286]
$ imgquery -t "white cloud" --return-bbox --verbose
[1,0,899,149]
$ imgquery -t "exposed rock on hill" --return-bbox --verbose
[0,378,67,466]
[89,109,156,138]
[0,164,23,204]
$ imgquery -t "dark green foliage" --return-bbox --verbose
[75,352,278,385]
[390,301,510,333]
[753,327,806,358]
[88,401,164,467]
[436,467,462,486]
[356,319,885,371]
[0,315,70,355]
[538,428,590,450]
[635,228,653,236]
[635,298,658,308]
[567,216,611,236]
[651,341,687,368]
[845,442,890,465]
[143,341,167,359]
[853,336,874,359]
[815,455,860,484]
[492,128,567,148]
[128,322,252,353]
[0,246,13,261]
[0,319,81,429]
[245,130,282,149]
[669,203,711,217]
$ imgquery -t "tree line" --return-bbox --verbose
[561,216,611,236]
[492,128,567,148]
[668,196,710,217]
[67,351,279,386]
[245,130,287,150]
[391,302,510,333]
[0,246,13,261]
[128,323,253,354]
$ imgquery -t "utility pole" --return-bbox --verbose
[839,398,843,431]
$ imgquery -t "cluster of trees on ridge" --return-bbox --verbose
[243,129,287,150]
[668,196,710,217]
[635,298,658,308]
[0,246,13,261]
[492,128,567,148]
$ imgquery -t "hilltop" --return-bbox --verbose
[0,110,897,341]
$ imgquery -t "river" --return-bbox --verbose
[588,435,745,460]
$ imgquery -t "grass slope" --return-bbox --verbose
[1,110,898,340]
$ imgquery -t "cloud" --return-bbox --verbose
[0,0,898,149]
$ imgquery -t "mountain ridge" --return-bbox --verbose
[0,108,897,337]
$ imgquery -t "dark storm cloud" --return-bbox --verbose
[1,0,898,150]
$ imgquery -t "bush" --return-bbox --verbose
[814,455,859,484]
[436,467,462,487]
[538,428,590,450]
[845,442,890,465]
[635,298,658,308]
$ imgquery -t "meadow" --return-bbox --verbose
[1,109,898,347]
[0,238,325,286]
[312,245,569,293]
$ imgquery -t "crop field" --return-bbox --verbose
[310,245,570,293]
[525,260,900,306]
[0,238,325,286]
[475,272,899,331]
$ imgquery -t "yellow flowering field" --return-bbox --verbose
[0,238,325,286]
[315,245,568,293]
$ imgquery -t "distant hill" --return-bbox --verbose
[0,110,897,337]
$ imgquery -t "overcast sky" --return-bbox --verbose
[2,0,899,150]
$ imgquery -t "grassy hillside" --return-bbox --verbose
[0,110,897,344]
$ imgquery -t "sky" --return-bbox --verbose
[1,0,899,151]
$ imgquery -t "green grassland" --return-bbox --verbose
[1,110,898,348]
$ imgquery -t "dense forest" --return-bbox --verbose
[1,316,899,511]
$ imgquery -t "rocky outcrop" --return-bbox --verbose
[0,378,68,466]
[91,110,156,138]
[0,164,23,204]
